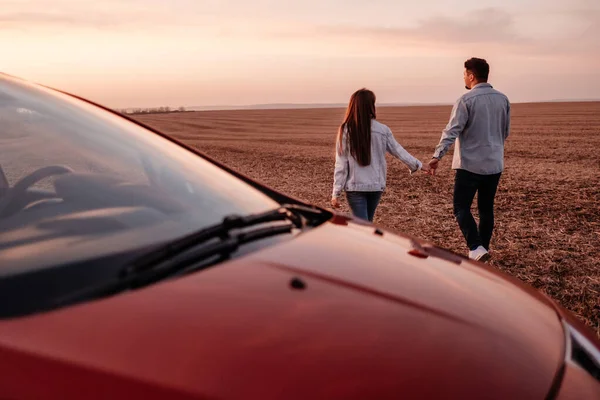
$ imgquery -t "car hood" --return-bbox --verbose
[0,215,565,399]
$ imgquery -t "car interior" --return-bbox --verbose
[0,160,212,244]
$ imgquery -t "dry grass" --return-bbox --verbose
[135,102,600,336]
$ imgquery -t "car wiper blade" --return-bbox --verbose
[130,222,295,285]
[122,204,309,277]
[52,221,295,309]
[281,203,327,222]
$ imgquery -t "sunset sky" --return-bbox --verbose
[2,0,599,108]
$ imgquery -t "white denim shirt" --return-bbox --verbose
[332,119,422,198]
[433,83,511,175]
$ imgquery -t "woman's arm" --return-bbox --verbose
[332,130,349,198]
[385,128,423,174]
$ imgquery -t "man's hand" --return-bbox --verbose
[421,163,432,175]
[428,158,440,176]
[331,197,341,208]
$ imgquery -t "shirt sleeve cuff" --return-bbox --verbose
[409,160,423,175]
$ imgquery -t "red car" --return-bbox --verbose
[0,73,598,399]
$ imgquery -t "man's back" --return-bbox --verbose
[433,83,510,175]
[455,83,510,174]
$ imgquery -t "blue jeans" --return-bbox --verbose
[346,191,383,222]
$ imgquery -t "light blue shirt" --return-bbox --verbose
[433,83,511,175]
[332,119,422,198]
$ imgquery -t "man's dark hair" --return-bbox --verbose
[464,58,489,81]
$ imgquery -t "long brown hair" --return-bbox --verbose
[337,88,376,166]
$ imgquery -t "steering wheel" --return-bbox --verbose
[0,165,73,218]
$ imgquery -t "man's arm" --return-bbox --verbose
[432,98,469,160]
[504,100,511,140]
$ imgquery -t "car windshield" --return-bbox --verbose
[0,75,281,273]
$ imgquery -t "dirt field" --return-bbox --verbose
[135,102,600,335]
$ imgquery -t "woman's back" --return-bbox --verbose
[334,118,422,196]
[362,119,392,168]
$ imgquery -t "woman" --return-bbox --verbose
[331,88,429,222]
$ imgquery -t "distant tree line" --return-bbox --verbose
[116,106,188,115]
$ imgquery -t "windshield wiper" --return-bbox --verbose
[122,203,325,275]
[51,204,325,308]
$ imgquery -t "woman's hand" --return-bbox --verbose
[331,197,341,208]
[421,163,431,174]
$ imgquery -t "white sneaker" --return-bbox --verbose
[469,246,490,262]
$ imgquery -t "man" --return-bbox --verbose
[429,58,510,262]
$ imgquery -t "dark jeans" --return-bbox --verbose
[453,169,502,251]
[346,191,383,222]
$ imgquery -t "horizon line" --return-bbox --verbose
[120,98,600,112]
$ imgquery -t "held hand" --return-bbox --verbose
[428,158,439,176]
[420,163,431,175]
[331,197,341,209]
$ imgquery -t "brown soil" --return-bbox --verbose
[135,101,600,336]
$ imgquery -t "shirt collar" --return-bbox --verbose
[472,82,493,89]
